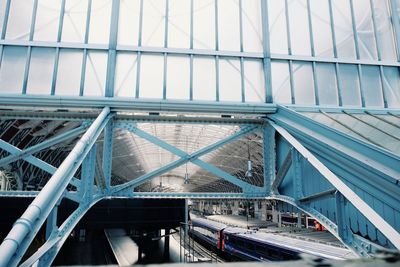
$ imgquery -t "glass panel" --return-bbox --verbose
[27,47,55,95]
[6,0,34,40]
[288,0,311,56]
[168,0,190,48]
[310,0,333,57]
[271,60,291,104]
[382,67,400,108]
[167,55,190,100]
[219,58,241,102]
[114,52,137,97]
[339,64,361,106]
[293,62,314,105]
[84,51,107,96]
[218,0,240,51]
[55,49,83,96]
[118,0,140,46]
[142,0,166,47]
[139,54,163,98]
[242,0,262,52]
[332,0,356,59]
[316,63,338,105]
[88,0,112,44]
[372,0,396,61]
[193,56,215,101]
[193,0,215,49]
[361,65,383,107]
[0,46,27,93]
[352,0,377,60]
[244,59,265,103]
[33,0,61,42]
[62,0,88,43]
[268,0,288,54]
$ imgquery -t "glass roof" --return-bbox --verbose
[105,123,264,193]
[301,111,400,155]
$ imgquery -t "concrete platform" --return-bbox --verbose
[206,214,277,229]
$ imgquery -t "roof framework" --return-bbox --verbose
[0,0,399,265]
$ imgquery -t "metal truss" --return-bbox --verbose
[111,122,265,195]
[0,107,111,267]
[265,106,400,256]
[0,105,399,265]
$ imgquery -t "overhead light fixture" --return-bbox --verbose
[245,139,253,178]
[184,172,190,184]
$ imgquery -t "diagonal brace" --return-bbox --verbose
[0,140,81,188]
[112,125,262,194]
[271,149,292,192]
[0,123,89,168]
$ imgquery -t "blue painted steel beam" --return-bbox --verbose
[269,120,400,250]
[111,125,261,194]
[0,94,276,114]
[269,106,400,183]
[0,140,81,188]
[0,107,110,267]
[113,192,267,199]
[0,124,89,168]
[119,125,263,193]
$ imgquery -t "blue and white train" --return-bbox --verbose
[190,217,356,261]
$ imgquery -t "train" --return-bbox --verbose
[190,217,356,261]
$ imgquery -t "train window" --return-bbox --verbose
[255,245,264,253]
[269,249,281,260]
[237,239,244,248]
[245,242,254,251]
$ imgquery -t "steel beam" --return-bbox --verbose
[0,139,81,188]
[271,149,292,192]
[0,107,110,267]
[0,94,276,114]
[269,120,400,250]
[112,192,266,199]
[0,124,88,168]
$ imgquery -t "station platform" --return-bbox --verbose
[202,214,344,248]
[205,214,277,229]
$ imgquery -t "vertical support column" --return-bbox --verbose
[0,175,6,190]
[232,201,239,215]
[297,212,302,228]
[184,198,189,237]
[254,201,260,219]
[292,150,303,199]
[102,120,114,192]
[81,144,97,205]
[272,205,278,223]
[261,0,273,103]
[164,228,170,261]
[105,0,120,97]
[263,124,275,195]
[261,201,267,221]
[45,205,58,239]
[335,192,350,243]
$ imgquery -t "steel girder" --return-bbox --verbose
[0,94,276,114]
[266,106,400,256]
[0,107,111,267]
